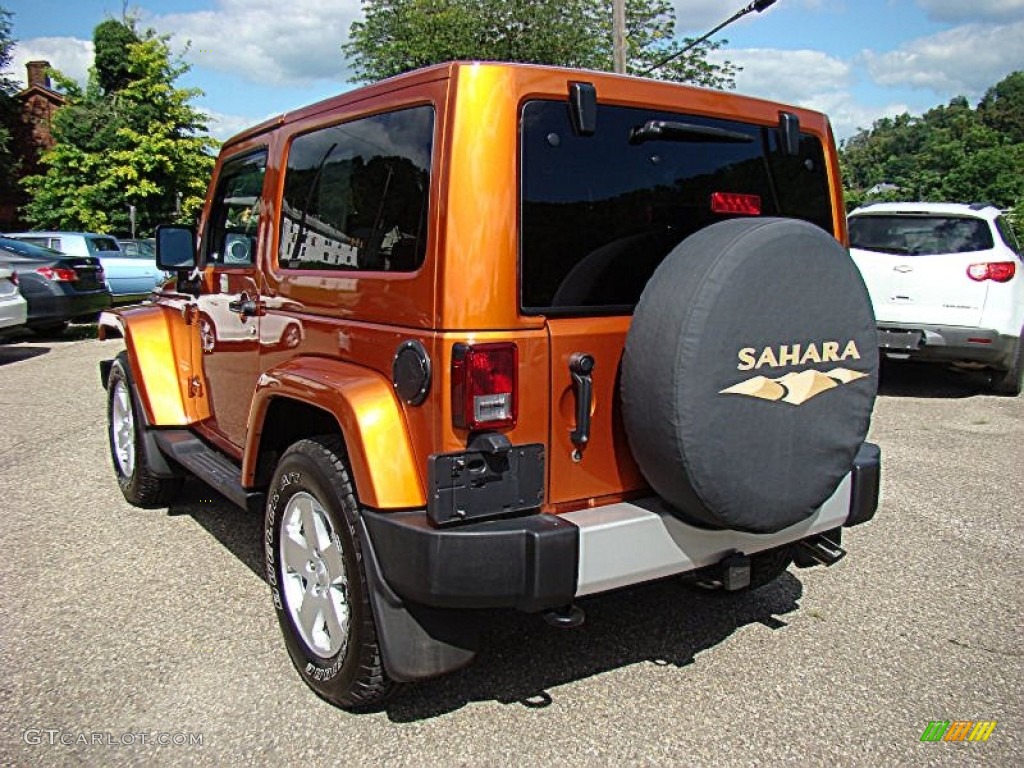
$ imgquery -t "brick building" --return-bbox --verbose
[0,61,66,229]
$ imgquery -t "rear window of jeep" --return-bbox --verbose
[278,105,433,273]
[520,100,833,313]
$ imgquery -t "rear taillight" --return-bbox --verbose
[9,271,17,285]
[35,266,77,282]
[452,342,518,430]
[967,262,1016,282]
[711,192,762,216]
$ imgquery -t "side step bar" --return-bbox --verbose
[153,430,263,513]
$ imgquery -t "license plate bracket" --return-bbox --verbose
[878,329,923,351]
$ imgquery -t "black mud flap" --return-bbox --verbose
[356,515,480,683]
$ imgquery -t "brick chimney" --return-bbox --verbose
[26,60,51,90]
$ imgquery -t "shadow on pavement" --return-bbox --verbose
[0,344,50,365]
[171,478,803,720]
[383,574,801,721]
[877,359,993,399]
[171,478,265,579]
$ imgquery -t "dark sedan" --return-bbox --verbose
[0,236,112,334]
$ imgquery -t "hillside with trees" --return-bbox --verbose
[840,71,1024,237]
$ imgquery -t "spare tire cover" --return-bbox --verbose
[622,218,878,534]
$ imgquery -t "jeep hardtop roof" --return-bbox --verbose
[223,61,834,150]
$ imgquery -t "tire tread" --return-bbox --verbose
[275,435,395,710]
[991,332,1023,396]
[108,351,183,508]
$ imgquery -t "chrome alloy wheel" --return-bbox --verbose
[111,379,135,478]
[279,491,351,659]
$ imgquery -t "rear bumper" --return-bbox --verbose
[0,295,28,330]
[878,323,1018,368]
[362,443,881,612]
[26,285,112,326]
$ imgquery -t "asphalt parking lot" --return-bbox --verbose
[1,331,1021,766]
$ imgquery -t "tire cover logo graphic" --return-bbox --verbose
[720,368,869,406]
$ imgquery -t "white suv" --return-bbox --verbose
[849,202,1024,395]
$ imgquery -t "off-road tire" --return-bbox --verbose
[991,330,1023,396]
[106,351,183,507]
[265,436,395,710]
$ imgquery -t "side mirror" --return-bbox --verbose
[156,225,197,271]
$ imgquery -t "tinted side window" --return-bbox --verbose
[520,100,833,313]
[279,106,433,273]
[205,150,268,266]
[995,216,1021,256]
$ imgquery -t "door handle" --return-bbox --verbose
[569,353,595,448]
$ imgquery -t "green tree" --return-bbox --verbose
[840,72,1024,219]
[23,19,216,234]
[344,0,737,89]
[0,6,20,190]
[978,71,1024,144]
[94,17,139,94]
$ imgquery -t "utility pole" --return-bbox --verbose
[613,0,626,74]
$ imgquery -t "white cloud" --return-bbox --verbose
[201,108,270,142]
[8,36,93,89]
[915,0,1024,23]
[709,46,905,139]
[149,0,361,87]
[722,47,852,105]
[672,0,823,35]
[862,20,1024,98]
[804,93,911,142]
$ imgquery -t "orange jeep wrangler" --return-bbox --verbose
[100,62,880,710]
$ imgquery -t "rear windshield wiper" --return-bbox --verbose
[629,120,754,145]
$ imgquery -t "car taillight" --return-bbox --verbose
[711,192,761,216]
[9,270,17,285]
[35,266,77,282]
[452,342,518,430]
[967,262,1016,282]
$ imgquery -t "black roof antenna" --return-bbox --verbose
[641,0,779,78]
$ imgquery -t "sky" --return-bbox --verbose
[4,0,1024,142]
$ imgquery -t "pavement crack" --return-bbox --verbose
[948,638,1023,657]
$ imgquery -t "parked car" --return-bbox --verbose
[0,266,28,336]
[0,236,111,334]
[100,61,880,709]
[4,231,167,303]
[848,202,1024,395]
[196,294,305,353]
